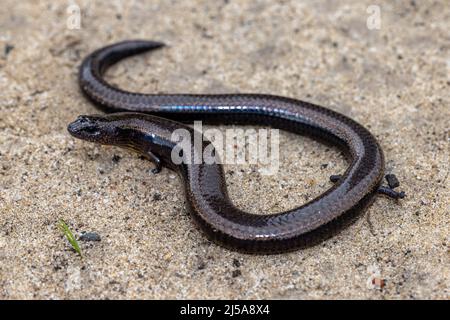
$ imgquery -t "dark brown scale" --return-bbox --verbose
[69,40,399,253]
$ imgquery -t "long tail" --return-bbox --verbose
[83,40,165,76]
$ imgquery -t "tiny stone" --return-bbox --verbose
[152,193,162,201]
[372,277,386,289]
[4,44,14,56]
[232,269,241,278]
[197,261,206,270]
[79,232,101,242]
[232,258,241,267]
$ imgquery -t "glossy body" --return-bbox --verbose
[70,40,386,253]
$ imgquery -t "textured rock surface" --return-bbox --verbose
[0,1,448,299]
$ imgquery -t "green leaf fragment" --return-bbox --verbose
[58,219,82,256]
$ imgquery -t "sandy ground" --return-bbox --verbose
[0,1,448,299]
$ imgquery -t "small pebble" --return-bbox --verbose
[197,261,206,270]
[4,44,14,56]
[152,193,162,201]
[372,277,386,289]
[112,154,122,163]
[79,232,101,242]
[232,269,241,278]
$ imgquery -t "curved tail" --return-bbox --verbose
[85,40,165,75]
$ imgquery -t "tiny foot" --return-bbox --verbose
[378,186,406,199]
[385,174,400,189]
[330,174,342,183]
